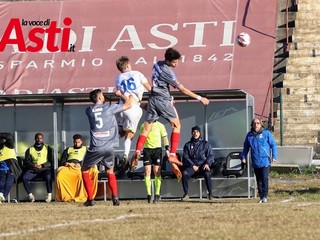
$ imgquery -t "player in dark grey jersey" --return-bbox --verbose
[131,48,210,181]
[82,89,131,207]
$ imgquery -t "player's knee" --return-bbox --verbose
[170,119,181,130]
[106,168,114,174]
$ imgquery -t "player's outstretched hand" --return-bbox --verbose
[201,97,210,105]
[115,90,122,97]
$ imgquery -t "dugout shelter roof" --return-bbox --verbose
[0,89,251,105]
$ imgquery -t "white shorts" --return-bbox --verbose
[117,104,143,134]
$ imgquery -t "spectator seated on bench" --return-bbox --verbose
[180,126,215,201]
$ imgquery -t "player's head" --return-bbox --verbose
[165,48,181,68]
[116,56,131,72]
[251,117,263,132]
[89,89,105,103]
[191,126,201,139]
[72,134,83,148]
[34,132,44,145]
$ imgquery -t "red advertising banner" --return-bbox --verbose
[0,0,277,116]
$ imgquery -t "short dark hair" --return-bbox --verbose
[73,134,82,141]
[116,56,130,72]
[89,89,102,103]
[165,48,181,61]
[34,132,43,139]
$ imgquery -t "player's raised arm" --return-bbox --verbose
[177,85,209,105]
[143,81,152,92]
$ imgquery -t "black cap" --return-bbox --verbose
[191,126,201,133]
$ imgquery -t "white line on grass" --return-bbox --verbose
[0,214,141,238]
[281,197,295,203]
[297,203,313,206]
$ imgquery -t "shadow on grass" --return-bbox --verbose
[161,198,254,204]
[274,188,320,195]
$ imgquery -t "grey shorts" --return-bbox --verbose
[145,95,178,122]
[82,147,115,169]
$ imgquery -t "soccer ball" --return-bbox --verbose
[236,32,251,47]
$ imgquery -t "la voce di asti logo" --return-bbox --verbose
[0,17,75,53]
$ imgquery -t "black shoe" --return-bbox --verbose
[83,199,96,207]
[147,195,152,204]
[153,194,160,204]
[181,193,189,201]
[130,151,141,171]
[112,197,120,206]
[208,194,214,200]
[121,154,128,168]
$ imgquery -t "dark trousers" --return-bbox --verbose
[182,166,212,194]
[254,166,270,199]
[0,170,15,199]
[22,169,52,194]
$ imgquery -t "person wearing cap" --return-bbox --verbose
[181,126,214,201]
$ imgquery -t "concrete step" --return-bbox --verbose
[295,16,320,24]
[281,94,320,104]
[288,56,320,64]
[293,34,320,42]
[297,4,320,13]
[276,28,294,42]
[280,132,318,139]
[280,138,317,146]
[294,27,320,35]
[280,91,320,102]
[274,56,288,69]
[298,0,320,4]
[278,0,297,11]
[282,87,320,95]
[284,73,320,81]
[283,79,320,88]
[296,12,320,18]
[277,12,296,28]
[280,122,320,131]
[286,64,320,73]
[273,73,284,87]
[289,42,320,50]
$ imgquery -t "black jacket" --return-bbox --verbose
[182,137,215,168]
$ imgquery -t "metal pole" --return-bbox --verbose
[53,99,59,172]
[280,92,283,146]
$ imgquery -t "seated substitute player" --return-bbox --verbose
[82,89,131,207]
[131,48,210,179]
[56,134,99,202]
[140,121,169,204]
[22,133,53,203]
[0,132,21,203]
[115,56,151,166]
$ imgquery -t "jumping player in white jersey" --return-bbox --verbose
[131,48,210,181]
[115,56,151,167]
[82,89,131,207]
